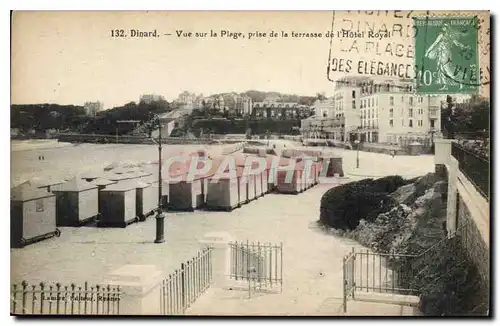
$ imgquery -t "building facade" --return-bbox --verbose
[140,94,165,104]
[177,91,197,106]
[302,76,446,146]
[312,98,335,118]
[252,96,311,119]
[235,95,253,116]
[83,101,103,116]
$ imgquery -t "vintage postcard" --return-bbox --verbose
[10,10,490,317]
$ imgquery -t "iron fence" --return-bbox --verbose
[229,241,283,297]
[353,250,418,295]
[342,222,476,313]
[451,141,490,199]
[11,281,121,315]
[160,247,213,315]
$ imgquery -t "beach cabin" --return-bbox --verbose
[98,179,140,227]
[167,157,211,211]
[320,155,344,177]
[87,177,116,217]
[11,181,59,248]
[232,153,258,203]
[134,180,157,220]
[206,155,248,209]
[260,154,279,193]
[51,177,100,226]
[276,157,304,194]
[206,166,245,211]
[140,171,168,210]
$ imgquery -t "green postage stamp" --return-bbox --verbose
[414,16,479,94]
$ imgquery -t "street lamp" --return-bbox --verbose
[151,114,166,244]
[355,139,360,168]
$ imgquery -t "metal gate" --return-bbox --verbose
[342,249,356,313]
[229,241,283,298]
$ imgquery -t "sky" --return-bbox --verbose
[11,10,489,109]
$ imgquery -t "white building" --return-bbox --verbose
[235,95,253,116]
[312,98,335,118]
[177,91,197,106]
[140,94,165,104]
[301,76,446,145]
[83,101,103,116]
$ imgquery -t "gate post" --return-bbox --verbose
[199,232,234,289]
[342,256,347,314]
[104,264,164,315]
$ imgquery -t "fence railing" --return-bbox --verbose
[10,281,121,315]
[160,247,213,315]
[451,141,490,199]
[229,241,283,296]
[342,222,475,313]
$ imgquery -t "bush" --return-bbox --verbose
[319,177,404,230]
[413,237,488,316]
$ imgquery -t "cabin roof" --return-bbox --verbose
[11,180,55,202]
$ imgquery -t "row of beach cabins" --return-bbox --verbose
[10,145,343,248]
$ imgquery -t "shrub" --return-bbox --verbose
[319,178,400,230]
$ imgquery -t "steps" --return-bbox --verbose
[353,291,420,307]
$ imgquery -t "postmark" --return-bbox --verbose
[414,16,480,94]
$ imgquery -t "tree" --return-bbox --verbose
[316,92,327,101]
[442,95,490,139]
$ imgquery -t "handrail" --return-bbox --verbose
[452,141,489,163]
[451,141,490,199]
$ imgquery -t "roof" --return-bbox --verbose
[52,177,98,192]
[88,177,117,187]
[125,170,152,178]
[102,179,150,192]
[80,170,106,180]
[11,180,55,202]
[32,176,66,188]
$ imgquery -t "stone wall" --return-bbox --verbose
[456,195,490,299]
[435,139,490,312]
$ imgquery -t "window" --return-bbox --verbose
[409,108,413,117]
[352,100,356,109]
[401,96,404,103]
[36,199,44,212]
[409,119,413,127]
[389,96,394,106]
[367,99,370,108]
[389,119,394,127]
[430,120,435,128]
[372,98,375,106]
[409,97,413,106]
[418,119,423,127]
[352,90,356,98]
[389,108,394,117]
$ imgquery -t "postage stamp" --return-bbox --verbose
[413,16,479,94]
